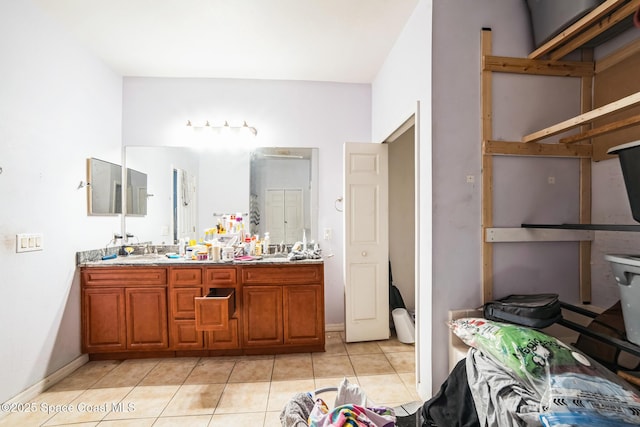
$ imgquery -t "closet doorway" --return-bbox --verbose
[386,123,417,326]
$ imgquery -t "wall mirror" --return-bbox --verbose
[123,146,318,245]
[87,157,122,215]
[250,147,318,244]
[126,168,148,216]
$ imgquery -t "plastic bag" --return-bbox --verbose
[450,318,640,426]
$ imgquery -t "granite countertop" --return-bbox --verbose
[78,254,323,267]
[77,244,323,267]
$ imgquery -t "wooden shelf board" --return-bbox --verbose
[484,140,592,157]
[483,55,593,77]
[549,0,640,61]
[528,0,630,59]
[522,91,640,143]
[559,113,640,144]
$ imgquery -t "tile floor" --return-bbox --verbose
[0,332,419,426]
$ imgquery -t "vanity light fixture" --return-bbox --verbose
[186,120,257,136]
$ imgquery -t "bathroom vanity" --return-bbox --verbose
[80,258,324,359]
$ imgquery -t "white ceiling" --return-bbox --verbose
[33,0,419,84]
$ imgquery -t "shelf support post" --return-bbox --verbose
[580,48,593,304]
[481,28,493,304]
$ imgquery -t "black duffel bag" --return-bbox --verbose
[483,293,562,329]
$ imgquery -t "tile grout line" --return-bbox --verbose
[156,357,202,419]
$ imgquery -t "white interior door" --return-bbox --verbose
[284,189,303,243]
[266,189,303,244]
[174,168,197,242]
[266,189,285,243]
[344,142,389,342]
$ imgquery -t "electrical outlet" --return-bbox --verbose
[324,228,332,240]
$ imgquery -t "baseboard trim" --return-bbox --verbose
[325,323,344,332]
[0,354,89,415]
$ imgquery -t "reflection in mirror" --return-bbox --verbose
[123,146,318,245]
[126,168,148,216]
[87,158,122,215]
[250,147,318,244]
[124,146,250,244]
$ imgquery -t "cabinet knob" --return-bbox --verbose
[361,251,367,257]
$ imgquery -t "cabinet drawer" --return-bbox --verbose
[194,288,236,331]
[204,267,237,285]
[170,267,202,286]
[82,268,167,286]
[241,265,322,284]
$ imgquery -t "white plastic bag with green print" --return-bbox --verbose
[449,318,640,426]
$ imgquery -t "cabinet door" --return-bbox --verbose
[283,285,324,346]
[206,318,240,350]
[126,287,169,350]
[242,286,283,347]
[169,319,204,350]
[82,288,126,352]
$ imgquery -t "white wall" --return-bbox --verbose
[0,1,122,403]
[429,0,585,393]
[372,0,432,396]
[121,77,372,325]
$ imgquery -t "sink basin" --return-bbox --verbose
[262,253,289,259]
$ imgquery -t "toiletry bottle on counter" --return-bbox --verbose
[179,238,185,257]
[263,232,270,255]
[249,236,256,256]
[255,236,262,256]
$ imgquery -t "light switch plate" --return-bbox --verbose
[16,233,43,253]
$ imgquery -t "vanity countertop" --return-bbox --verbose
[79,255,323,267]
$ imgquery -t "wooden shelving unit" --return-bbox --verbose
[481,0,640,304]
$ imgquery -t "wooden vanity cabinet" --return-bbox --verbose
[81,267,168,353]
[82,262,323,357]
[241,264,324,352]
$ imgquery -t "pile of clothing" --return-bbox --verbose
[279,378,397,427]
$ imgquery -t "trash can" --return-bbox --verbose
[392,308,415,344]
[525,0,603,47]
[607,140,640,223]
[605,254,640,345]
